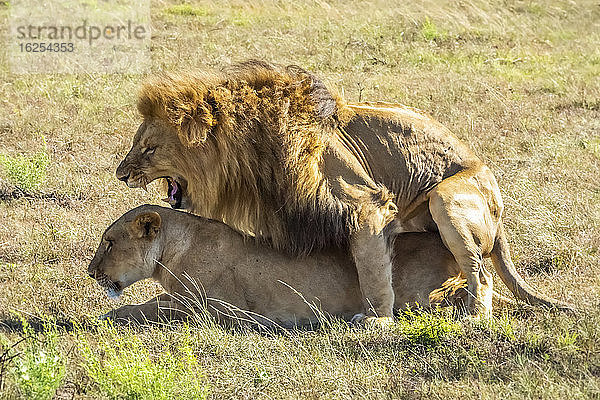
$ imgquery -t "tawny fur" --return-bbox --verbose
[116,60,570,317]
[134,61,352,253]
[88,205,467,327]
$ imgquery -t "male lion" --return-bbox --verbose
[88,204,471,327]
[116,61,568,320]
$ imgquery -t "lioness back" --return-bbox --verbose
[90,205,465,327]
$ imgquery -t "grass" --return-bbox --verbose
[5,320,65,400]
[393,309,462,347]
[421,18,447,42]
[0,0,599,398]
[77,323,209,399]
[164,4,211,17]
[1,310,599,398]
[0,146,49,191]
[584,138,600,160]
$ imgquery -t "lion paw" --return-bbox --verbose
[351,314,394,328]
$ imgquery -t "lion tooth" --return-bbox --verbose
[141,182,148,191]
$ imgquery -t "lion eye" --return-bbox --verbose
[143,147,156,155]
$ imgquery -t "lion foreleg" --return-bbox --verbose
[350,227,395,320]
[339,180,398,323]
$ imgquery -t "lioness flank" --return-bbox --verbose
[89,205,471,327]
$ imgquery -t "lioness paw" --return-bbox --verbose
[99,311,115,321]
[351,313,366,324]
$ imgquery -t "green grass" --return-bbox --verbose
[0,0,599,398]
[164,4,211,17]
[78,323,209,400]
[584,138,600,160]
[421,18,447,41]
[394,309,462,346]
[0,147,49,191]
[5,319,65,400]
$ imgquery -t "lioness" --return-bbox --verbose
[116,61,568,320]
[89,204,469,327]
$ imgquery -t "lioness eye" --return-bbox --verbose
[143,147,156,155]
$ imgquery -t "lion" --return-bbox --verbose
[115,60,569,320]
[88,204,475,327]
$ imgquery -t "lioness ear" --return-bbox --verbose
[129,212,162,239]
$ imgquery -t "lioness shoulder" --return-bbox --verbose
[89,205,467,326]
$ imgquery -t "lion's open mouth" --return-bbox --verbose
[163,177,184,209]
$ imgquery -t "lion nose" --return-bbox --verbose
[116,159,131,182]
[88,270,96,278]
[116,170,130,183]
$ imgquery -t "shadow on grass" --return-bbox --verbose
[0,178,79,208]
[0,312,308,336]
[0,316,75,334]
[0,303,555,336]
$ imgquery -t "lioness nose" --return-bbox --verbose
[88,271,96,278]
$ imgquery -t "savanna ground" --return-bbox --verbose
[0,0,599,398]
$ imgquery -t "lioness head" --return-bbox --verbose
[116,119,194,210]
[88,208,162,297]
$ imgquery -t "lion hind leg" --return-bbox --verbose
[428,181,496,318]
[447,246,493,318]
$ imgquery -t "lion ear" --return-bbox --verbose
[173,100,216,147]
[129,212,162,239]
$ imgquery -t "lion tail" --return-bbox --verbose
[490,223,574,311]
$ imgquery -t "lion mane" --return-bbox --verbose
[136,61,358,254]
[117,60,572,316]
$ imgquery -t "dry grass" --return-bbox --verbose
[0,0,599,398]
